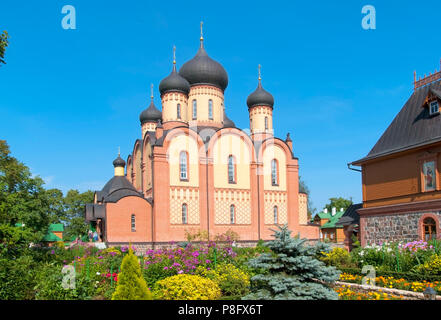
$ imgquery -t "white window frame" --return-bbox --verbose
[180,151,188,180]
[228,155,235,183]
[208,99,213,120]
[192,100,197,119]
[131,214,136,232]
[271,159,278,186]
[430,101,439,115]
[230,205,235,224]
[182,204,188,224]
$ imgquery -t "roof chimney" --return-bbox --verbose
[332,207,336,216]
[323,208,328,214]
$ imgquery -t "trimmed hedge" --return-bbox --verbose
[338,267,441,282]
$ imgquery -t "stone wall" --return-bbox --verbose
[362,211,441,245]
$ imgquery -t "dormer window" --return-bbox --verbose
[430,101,439,115]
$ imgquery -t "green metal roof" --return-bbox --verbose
[321,210,345,229]
[315,211,332,220]
[42,223,64,242]
[48,224,64,232]
[42,232,62,242]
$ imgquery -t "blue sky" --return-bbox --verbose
[1,0,441,213]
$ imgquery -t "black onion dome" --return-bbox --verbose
[113,155,126,168]
[223,111,235,128]
[179,44,228,91]
[159,64,190,96]
[246,81,274,108]
[139,100,162,124]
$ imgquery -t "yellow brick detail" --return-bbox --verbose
[170,187,200,224]
[214,189,251,225]
[264,192,287,225]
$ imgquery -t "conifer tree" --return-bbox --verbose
[111,248,152,300]
[243,225,340,300]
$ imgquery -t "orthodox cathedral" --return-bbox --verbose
[85,28,319,247]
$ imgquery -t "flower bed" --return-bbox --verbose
[334,284,403,300]
[349,239,441,273]
[339,273,441,294]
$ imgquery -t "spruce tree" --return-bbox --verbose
[111,248,152,300]
[243,225,340,300]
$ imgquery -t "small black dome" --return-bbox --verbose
[140,100,162,124]
[113,156,126,168]
[179,43,228,91]
[246,80,274,108]
[223,111,235,128]
[159,64,190,96]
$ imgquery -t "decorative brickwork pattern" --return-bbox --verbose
[264,192,287,224]
[298,193,308,224]
[362,211,441,244]
[214,189,251,225]
[169,187,200,224]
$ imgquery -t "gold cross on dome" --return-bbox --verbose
[150,83,154,100]
[200,21,204,41]
[173,45,176,65]
[258,64,262,81]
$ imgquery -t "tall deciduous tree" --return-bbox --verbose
[0,31,9,66]
[62,189,94,240]
[324,197,353,213]
[0,140,51,249]
[299,177,316,219]
[0,140,93,249]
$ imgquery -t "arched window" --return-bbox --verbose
[177,103,181,119]
[192,100,197,119]
[274,206,278,224]
[182,204,188,224]
[230,205,235,224]
[228,155,236,183]
[271,159,278,186]
[180,151,188,180]
[131,214,136,232]
[423,217,437,240]
[208,99,213,120]
[265,117,268,130]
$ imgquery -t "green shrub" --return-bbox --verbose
[196,263,250,297]
[414,254,441,275]
[0,255,37,299]
[153,274,221,300]
[320,247,354,268]
[112,248,152,300]
[142,259,178,289]
[34,263,98,300]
